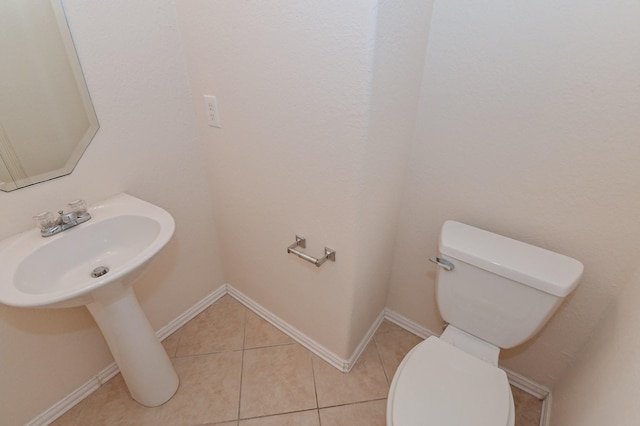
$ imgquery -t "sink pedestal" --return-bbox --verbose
[86,283,179,407]
[0,193,181,406]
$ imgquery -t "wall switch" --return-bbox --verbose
[203,95,221,128]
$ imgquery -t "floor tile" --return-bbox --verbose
[157,351,242,425]
[176,301,246,356]
[511,386,543,426]
[244,309,294,349]
[50,399,84,426]
[373,321,423,383]
[240,344,317,419]
[239,409,320,425]
[375,319,403,335]
[69,375,159,425]
[48,298,546,426]
[313,343,389,408]
[319,399,387,426]
[161,328,182,358]
[217,294,242,305]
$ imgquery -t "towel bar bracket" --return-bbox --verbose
[287,235,335,267]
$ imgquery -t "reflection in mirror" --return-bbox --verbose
[0,0,99,191]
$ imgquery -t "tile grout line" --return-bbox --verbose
[170,341,297,361]
[237,305,248,423]
[372,336,392,386]
[310,351,321,425]
[172,328,184,358]
[235,408,320,423]
[319,397,388,410]
[56,295,543,425]
[243,341,297,352]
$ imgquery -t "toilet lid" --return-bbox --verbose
[390,337,511,426]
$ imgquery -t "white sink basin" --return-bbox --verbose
[0,193,179,406]
[0,193,174,308]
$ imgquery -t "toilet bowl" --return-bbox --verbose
[387,334,514,426]
[387,221,583,425]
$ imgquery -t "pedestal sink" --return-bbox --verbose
[0,193,179,406]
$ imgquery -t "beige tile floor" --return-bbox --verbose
[52,295,543,425]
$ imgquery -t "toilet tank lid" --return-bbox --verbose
[440,221,583,297]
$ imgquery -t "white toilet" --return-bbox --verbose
[387,221,583,426]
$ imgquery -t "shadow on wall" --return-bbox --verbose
[0,304,93,335]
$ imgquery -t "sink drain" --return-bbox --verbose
[91,266,110,278]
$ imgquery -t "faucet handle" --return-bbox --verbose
[33,211,57,230]
[68,199,89,217]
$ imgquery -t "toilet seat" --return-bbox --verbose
[387,336,514,426]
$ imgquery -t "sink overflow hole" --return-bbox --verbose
[91,266,109,278]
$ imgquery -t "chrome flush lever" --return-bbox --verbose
[429,257,454,271]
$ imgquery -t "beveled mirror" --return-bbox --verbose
[0,0,99,191]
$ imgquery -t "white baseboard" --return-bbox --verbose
[383,307,437,339]
[540,392,553,426]
[30,285,552,426]
[156,283,228,342]
[96,363,119,385]
[502,366,550,400]
[27,284,228,426]
[503,367,552,426]
[25,377,101,426]
[345,310,386,373]
[227,286,357,372]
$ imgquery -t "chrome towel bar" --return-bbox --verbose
[287,235,336,267]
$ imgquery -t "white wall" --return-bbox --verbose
[0,1,224,424]
[176,0,370,360]
[4,0,638,422]
[349,0,434,350]
[550,273,640,425]
[175,0,432,360]
[387,0,640,388]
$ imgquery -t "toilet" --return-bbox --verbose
[387,221,583,425]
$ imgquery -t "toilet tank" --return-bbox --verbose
[435,221,583,349]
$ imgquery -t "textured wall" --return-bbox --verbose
[349,0,433,351]
[4,0,637,422]
[550,270,640,425]
[387,0,640,388]
[176,0,371,360]
[175,0,432,359]
[0,1,224,424]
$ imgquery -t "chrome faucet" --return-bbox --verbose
[33,199,92,237]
